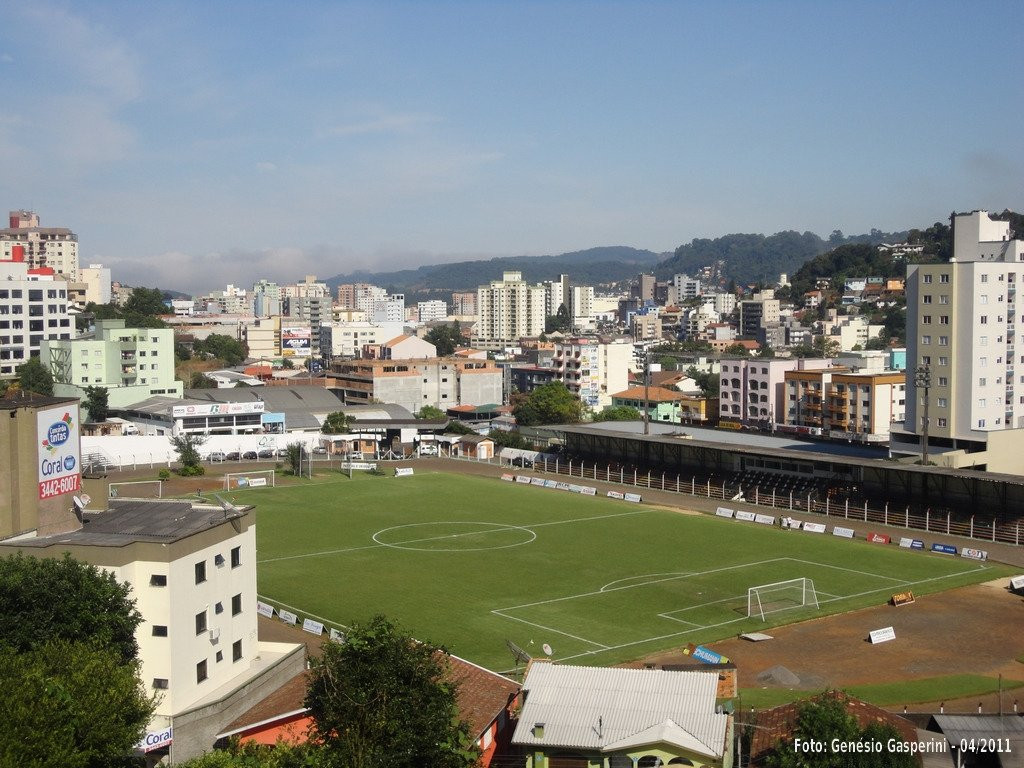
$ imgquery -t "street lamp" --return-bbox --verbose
[914,365,931,466]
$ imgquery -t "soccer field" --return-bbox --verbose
[237,470,1011,671]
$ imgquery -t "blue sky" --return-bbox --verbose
[1,1,1021,292]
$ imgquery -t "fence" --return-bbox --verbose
[523,456,1024,547]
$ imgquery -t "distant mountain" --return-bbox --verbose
[325,246,665,300]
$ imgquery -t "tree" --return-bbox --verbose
[16,356,54,396]
[488,429,529,449]
[685,367,719,398]
[170,432,206,476]
[722,343,750,357]
[0,640,155,768]
[416,405,446,420]
[83,386,109,422]
[123,287,169,316]
[593,405,642,422]
[305,615,478,768]
[189,371,217,388]
[194,334,247,366]
[0,553,142,664]
[512,382,583,426]
[424,322,464,357]
[544,304,571,333]
[321,411,352,434]
[175,740,324,767]
[281,357,295,370]
[285,441,308,477]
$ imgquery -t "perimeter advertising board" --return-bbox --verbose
[37,405,80,500]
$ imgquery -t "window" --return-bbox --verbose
[980,357,988,367]
[940,316,949,324]
[150,574,167,587]
[232,593,242,616]
[214,554,225,567]
[938,377,948,386]
[939,295,949,304]
[923,295,932,304]
[196,660,208,683]
[979,419,986,428]
[233,639,243,662]
[981,295,989,304]
[922,315,932,324]
[195,561,206,584]
[921,356,931,365]
[152,625,168,637]
[923,274,933,283]
[921,335,931,345]
[980,336,988,346]
[216,650,223,663]
[215,602,223,614]
[937,398,948,407]
[981,316,988,324]
[939,336,948,346]
[153,678,169,690]
[981,274,989,283]
[231,546,241,568]
[195,610,207,635]
[979,398,987,408]
[979,378,987,386]
[937,418,947,427]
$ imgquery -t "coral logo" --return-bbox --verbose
[41,413,74,454]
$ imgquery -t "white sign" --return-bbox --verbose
[607,490,625,499]
[256,601,275,618]
[833,526,856,539]
[394,467,414,477]
[171,401,265,418]
[623,493,642,503]
[37,404,81,501]
[961,548,989,561]
[869,626,896,644]
[501,474,514,482]
[329,627,346,643]
[248,477,268,487]
[302,618,325,636]
[754,514,776,526]
[715,507,734,518]
[516,475,532,484]
[802,522,827,534]
[530,477,546,486]
[898,537,916,549]
[344,462,378,471]
[278,610,298,625]
[735,510,756,522]
[1010,575,1024,592]
[138,727,173,753]
[580,486,597,496]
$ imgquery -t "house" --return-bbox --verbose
[456,434,496,460]
[512,661,732,767]
[611,385,690,423]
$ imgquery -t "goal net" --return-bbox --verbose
[108,480,163,499]
[747,578,819,622]
[224,470,276,491]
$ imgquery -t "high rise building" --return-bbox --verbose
[0,248,73,379]
[451,292,477,317]
[551,338,632,410]
[474,271,546,345]
[544,274,571,317]
[1,210,80,281]
[79,264,112,305]
[892,210,1024,472]
[635,273,656,302]
[252,279,281,316]
[417,300,448,324]
[571,285,595,325]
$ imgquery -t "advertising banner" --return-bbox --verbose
[832,526,856,539]
[278,610,298,625]
[931,543,958,555]
[580,486,597,496]
[172,402,265,418]
[530,477,546,486]
[302,618,325,636]
[866,532,890,544]
[544,479,559,488]
[329,628,346,643]
[516,475,532,484]
[138,728,173,753]
[555,482,571,491]
[256,601,275,618]
[735,510,756,522]
[501,474,514,481]
[683,643,730,665]
[37,405,81,500]
[961,548,988,561]
[891,591,916,607]
[754,514,776,526]
[898,537,925,550]
[623,493,642,503]
[869,626,896,644]
[607,491,625,500]
[715,507,735,518]
[802,522,827,534]
[1010,575,1024,593]
[394,468,414,477]
[281,327,312,356]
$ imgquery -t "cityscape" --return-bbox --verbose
[1,3,1023,768]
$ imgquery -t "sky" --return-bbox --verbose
[1,1,1021,293]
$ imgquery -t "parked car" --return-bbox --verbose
[208,451,226,462]
[312,445,327,455]
[511,456,534,468]
[242,450,258,460]
[257,448,276,459]
[225,451,241,461]
[276,447,290,458]
[419,443,438,456]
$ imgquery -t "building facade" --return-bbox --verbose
[0,252,74,378]
[0,210,80,280]
[719,357,831,427]
[475,271,547,345]
[783,368,905,442]
[551,338,632,410]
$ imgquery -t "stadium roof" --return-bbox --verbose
[512,662,727,758]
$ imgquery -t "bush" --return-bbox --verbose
[176,465,205,477]
[158,469,171,481]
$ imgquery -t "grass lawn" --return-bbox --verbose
[235,470,1014,672]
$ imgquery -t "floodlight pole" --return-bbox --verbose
[643,348,651,436]
[915,365,931,466]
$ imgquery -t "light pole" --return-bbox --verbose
[643,348,651,435]
[914,365,931,466]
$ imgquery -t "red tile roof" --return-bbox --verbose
[612,385,689,402]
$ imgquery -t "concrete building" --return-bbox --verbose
[711,292,737,316]
[364,334,437,360]
[544,273,571,317]
[0,210,80,281]
[251,280,282,317]
[552,338,632,410]
[42,319,183,413]
[79,263,112,305]
[719,357,831,427]
[635,273,656,302]
[474,271,546,345]
[326,357,503,412]
[671,273,702,302]
[571,285,595,326]
[284,295,332,354]
[451,291,477,317]
[0,251,74,379]
[371,294,405,324]
[739,292,780,337]
[319,321,407,359]
[631,312,662,342]
[783,367,906,442]
[892,210,1024,472]
[417,300,448,324]
[0,497,304,764]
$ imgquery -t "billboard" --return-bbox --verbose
[171,402,265,418]
[282,327,312,357]
[37,405,81,500]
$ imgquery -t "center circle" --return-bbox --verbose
[372,521,537,552]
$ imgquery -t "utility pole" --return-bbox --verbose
[643,349,651,435]
[915,365,931,465]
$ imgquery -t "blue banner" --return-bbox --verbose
[931,543,958,555]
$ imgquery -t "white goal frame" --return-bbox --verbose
[747,577,819,622]
[224,469,277,491]
[108,480,163,499]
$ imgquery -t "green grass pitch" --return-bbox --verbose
[235,470,1013,671]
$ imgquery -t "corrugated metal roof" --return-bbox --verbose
[511,662,727,758]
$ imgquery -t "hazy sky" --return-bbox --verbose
[1,1,1021,293]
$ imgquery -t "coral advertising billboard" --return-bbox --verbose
[37,405,81,500]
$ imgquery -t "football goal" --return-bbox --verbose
[224,469,276,491]
[747,578,819,622]
[108,480,163,499]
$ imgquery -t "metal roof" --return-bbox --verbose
[511,662,727,758]
[932,715,1024,768]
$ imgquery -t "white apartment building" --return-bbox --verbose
[1,210,80,281]
[823,312,883,352]
[79,263,112,305]
[42,319,183,412]
[202,285,249,315]
[892,210,1024,472]
[474,271,546,345]
[552,338,632,410]
[280,275,329,300]
[719,357,831,427]
[372,294,405,324]
[319,321,407,359]
[417,300,448,323]
[711,292,737,316]
[670,273,702,302]
[571,285,595,325]
[1,498,305,763]
[285,295,333,354]
[0,256,74,378]
[683,302,721,340]
[355,284,388,314]
[544,274,571,317]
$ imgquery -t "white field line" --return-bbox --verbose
[489,611,610,649]
[258,509,649,564]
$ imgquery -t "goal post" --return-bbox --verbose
[224,469,276,491]
[108,480,163,499]
[747,578,819,622]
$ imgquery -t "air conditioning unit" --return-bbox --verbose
[208,628,220,641]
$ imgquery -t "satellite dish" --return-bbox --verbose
[72,496,85,511]
[542,643,554,656]
[80,493,91,506]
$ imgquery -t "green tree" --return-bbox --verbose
[123,287,169,316]
[321,411,352,434]
[189,371,217,388]
[195,334,248,366]
[175,740,324,767]
[305,615,478,768]
[416,405,447,420]
[285,441,308,477]
[170,432,207,477]
[685,367,719,398]
[0,640,155,768]
[16,356,54,396]
[0,553,143,664]
[488,429,529,449]
[544,304,571,333]
[593,405,642,422]
[512,381,583,426]
[722,342,750,357]
[424,322,464,356]
[444,420,476,436]
[281,357,295,370]
[83,386,110,422]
